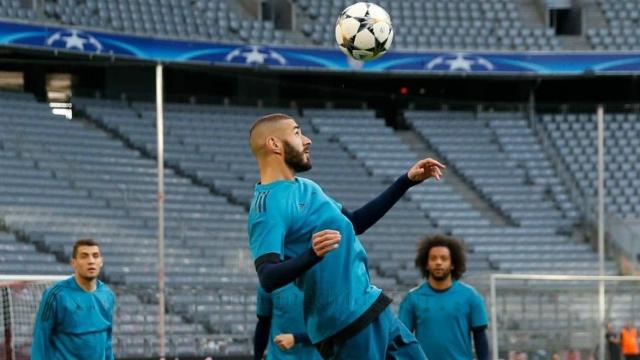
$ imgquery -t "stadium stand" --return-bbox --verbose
[0,232,67,274]
[0,91,253,357]
[113,292,214,357]
[0,0,564,51]
[587,0,640,50]
[295,0,560,50]
[77,98,619,279]
[0,89,631,357]
[0,0,37,21]
[38,0,305,45]
[0,0,638,356]
[13,0,640,52]
[541,112,640,218]
[404,110,617,275]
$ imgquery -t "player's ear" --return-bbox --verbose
[266,136,282,155]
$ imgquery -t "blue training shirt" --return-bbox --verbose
[32,276,116,360]
[398,281,488,360]
[248,177,382,344]
[256,284,322,359]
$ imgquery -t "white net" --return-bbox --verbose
[0,275,68,360]
[491,274,640,360]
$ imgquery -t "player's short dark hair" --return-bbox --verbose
[72,238,100,258]
[414,234,466,280]
[249,113,293,137]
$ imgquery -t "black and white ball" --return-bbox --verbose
[335,2,393,61]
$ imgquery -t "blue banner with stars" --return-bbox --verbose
[1,20,640,75]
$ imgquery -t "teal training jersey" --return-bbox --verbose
[398,281,488,360]
[248,177,381,343]
[32,276,116,360]
[256,284,322,359]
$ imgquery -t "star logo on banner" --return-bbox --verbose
[244,46,267,63]
[64,31,87,50]
[46,29,103,53]
[426,53,494,72]
[225,45,287,65]
[445,53,474,71]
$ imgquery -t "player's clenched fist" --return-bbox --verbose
[312,230,341,257]
[274,334,295,350]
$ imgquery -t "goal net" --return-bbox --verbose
[0,275,68,360]
[490,274,640,360]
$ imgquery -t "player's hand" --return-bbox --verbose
[274,334,295,350]
[312,230,341,257]
[407,157,446,182]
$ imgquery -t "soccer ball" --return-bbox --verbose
[335,2,394,61]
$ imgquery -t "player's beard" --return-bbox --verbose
[429,267,452,282]
[283,140,312,173]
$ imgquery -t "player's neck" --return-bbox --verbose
[74,274,98,292]
[259,160,295,184]
[428,276,453,291]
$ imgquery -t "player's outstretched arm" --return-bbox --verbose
[256,230,341,293]
[343,157,445,235]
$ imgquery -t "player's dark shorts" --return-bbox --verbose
[315,307,427,360]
